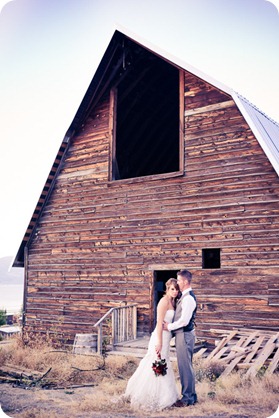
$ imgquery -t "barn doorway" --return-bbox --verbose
[153,270,179,328]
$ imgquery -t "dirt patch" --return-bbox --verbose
[0,382,277,418]
[0,338,278,418]
[0,383,139,418]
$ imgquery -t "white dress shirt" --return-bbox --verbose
[167,287,196,331]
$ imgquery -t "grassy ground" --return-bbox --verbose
[0,335,278,418]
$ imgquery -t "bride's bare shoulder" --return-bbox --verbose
[157,296,169,309]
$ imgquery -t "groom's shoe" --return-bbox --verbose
[185,398,198,406]
[172,399,197,408]
[172,400,188,408]
[187,400,198,406]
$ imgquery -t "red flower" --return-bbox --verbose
[152,354,168,377]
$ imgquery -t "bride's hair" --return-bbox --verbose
[165,278,181,307]
[165,278,179,291]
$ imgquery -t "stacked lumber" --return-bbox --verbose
[0,364,52,387]
[0,364,97,390]
[207,328,279,377]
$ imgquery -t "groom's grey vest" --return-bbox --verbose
[173,290,197,333]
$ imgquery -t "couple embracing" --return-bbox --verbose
[124,269,197,411]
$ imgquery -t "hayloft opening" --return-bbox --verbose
[111,48,183,181]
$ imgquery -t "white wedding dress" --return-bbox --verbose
[125,309,179,411]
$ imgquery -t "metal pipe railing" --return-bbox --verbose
[94,303,137,354]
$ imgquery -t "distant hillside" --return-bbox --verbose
[0,256,24,285]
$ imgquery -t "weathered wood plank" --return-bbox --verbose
[246,333,279,378]
[220,332,259,376]
[265,346,279,375]
[206,331,238,362]
[21,65,279,341]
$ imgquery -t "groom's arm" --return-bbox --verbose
[167,295,196,332]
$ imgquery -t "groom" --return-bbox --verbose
[163,269,197,407]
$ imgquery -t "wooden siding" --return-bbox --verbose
[24,70,279,344]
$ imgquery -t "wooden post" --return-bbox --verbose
[22,247,29,328]
[111,310,116,347]
[133,305,137,339]
[97,325,102,355]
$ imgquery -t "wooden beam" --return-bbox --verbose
[266,346,279,375]
[206,330,238,362]
[246,333,279,378]
[185,100,235,117]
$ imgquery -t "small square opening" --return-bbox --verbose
[202,248,221,269]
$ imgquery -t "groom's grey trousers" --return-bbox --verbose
[175,329,197,405]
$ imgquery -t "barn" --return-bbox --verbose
[13,28,279,346]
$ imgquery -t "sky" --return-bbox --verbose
[0,0,279,264]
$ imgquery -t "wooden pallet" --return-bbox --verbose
[207,328,279,377]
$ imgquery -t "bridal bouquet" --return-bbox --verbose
[152,354,168,377]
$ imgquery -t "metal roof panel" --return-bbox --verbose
[233,93,279,176]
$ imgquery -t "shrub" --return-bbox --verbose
[0,308,7,326]
[195,358,225,382]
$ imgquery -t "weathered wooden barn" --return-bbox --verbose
[13,29,279,345]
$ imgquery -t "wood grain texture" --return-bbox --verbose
[23,72,279,344]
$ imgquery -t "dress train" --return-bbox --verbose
[124,309,179,411]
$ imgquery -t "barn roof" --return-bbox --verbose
[12,28,279,267]
[233,93,279,176]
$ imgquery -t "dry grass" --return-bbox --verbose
[0,335,278,418]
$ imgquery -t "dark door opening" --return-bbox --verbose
[153,270,179,328]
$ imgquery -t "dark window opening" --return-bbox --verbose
[113,49,181,180]
[202,248,221,269]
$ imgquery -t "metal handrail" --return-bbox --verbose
[94,303,138,354]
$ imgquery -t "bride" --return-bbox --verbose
[124,278,180,411]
